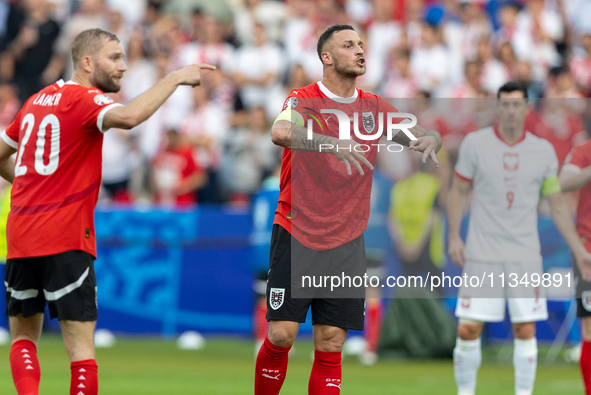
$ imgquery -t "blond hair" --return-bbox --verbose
[71,29,119,69]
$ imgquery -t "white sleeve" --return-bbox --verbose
[454,134,477,181]
[97,103,124,133]
[543,141,559,179]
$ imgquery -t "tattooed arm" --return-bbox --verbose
[271,119,337,152]
[271,120,374,176]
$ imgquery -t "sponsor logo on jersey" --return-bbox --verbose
[503,153,519,171]
[461,297,470,308]
[270,288,285,310]
[94,94,114,106]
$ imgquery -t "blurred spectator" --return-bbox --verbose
[492,2,521,51]
[223,106,280,202]
[120,29,157,101]
[205,66,238,115]
[411,23,449,93]
[570,32,591,96]
[363,0,402,91]
[105,0,146,26]
[513,0,563,80]
[107,9,131,51]
[47,0,109,82]
[546,66,585,99]
[283,0,322,80]
[6,0,60,103]
[0,81,18,130]
[176,15,233,73]
[448,60,481,98]
[180,86,228,203]
[476,36,509,94]
[382,49,417,99]
[149,13,182,58]
[445,1,492,85]
[516,60,544,100]
[0,0,25,53]
[402,0,424,51]
[233,0,286,45]
[152,129,206,206]
[232,23,284,110]
[498,41,518,80]
[101,92,135,203]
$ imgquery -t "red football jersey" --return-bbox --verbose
[274,82,401,250]
[1,80,122,259]
[563,140,591,249]
[526,109,586,167]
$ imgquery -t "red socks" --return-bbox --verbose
[365,300,383,353]
[581,341,591,395]
[10,340,41,395]
[308,350,342,394]
[10,340,97,395]
[70,359,98,395]
[255,336,291,395]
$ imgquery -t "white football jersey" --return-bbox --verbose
[454,126,559,263]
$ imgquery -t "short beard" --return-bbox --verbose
[334,58,365,78]
[91,65,120,93]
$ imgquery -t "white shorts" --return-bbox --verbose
[455,260,548,323]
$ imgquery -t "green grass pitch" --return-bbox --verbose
[0,334,583,394]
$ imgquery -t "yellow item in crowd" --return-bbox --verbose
[390,172,445,268]
[0,185,10,264]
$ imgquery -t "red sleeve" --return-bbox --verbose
[564,142,591,169]
[2,110,22,149]
[73,89,123,133]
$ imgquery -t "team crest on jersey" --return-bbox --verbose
[503,153,519,171]
[362,112,375,133]
[94,94,114,106]
[283,97,298,110]
[270,288,285,310]
[461,297,470,308]
[583,291,591,312]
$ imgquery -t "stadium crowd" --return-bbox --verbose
[0,0,590,204]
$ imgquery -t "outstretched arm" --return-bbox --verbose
[271,119,374,176]
[391,124,442,167]
[103,64,216,130]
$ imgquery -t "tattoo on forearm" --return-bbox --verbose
[277,123,336,152]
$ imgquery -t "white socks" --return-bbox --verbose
[513,338,537,395]
[454,337,481,395]
[454,336,537,395]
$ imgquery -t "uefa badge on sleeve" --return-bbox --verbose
[94,94,114,106]
[270,288,285,310]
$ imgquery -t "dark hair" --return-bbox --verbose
[71,29,119,69]
[497,81,528,99]
[317,24,355,61]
